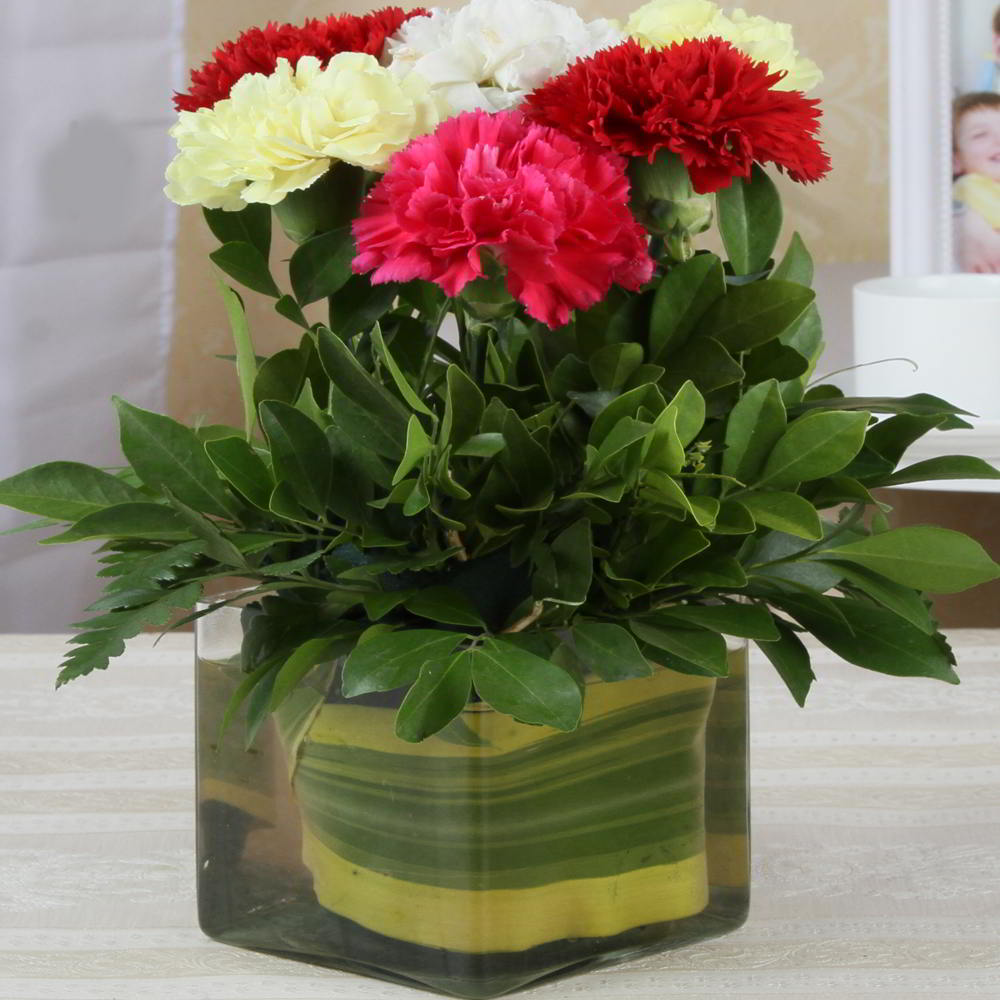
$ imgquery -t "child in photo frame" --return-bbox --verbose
[977,5,1000,92]
[954,91,1000,272]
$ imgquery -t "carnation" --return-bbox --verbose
[523,38,831,194]
[165,54,441,210]
[626,0,822,92]
[174,8,425,112]
[352,110,653,328]
[384,0,622,115]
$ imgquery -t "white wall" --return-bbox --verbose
[0,2,185,632]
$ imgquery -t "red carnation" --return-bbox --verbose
[174,8,426,113]
[523,37,830,195]
[352,111,653,330]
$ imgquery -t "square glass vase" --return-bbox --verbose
[196,603,749,999]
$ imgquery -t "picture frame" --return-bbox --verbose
[889,0,953,276]
[891,0,1000,275]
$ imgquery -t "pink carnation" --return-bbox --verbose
[352,110,653,329]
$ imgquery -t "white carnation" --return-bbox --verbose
[385,0,622,115]
[165,54,442,211]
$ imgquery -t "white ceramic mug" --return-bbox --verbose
[853,275,1000,420]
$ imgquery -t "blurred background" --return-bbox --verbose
[2,0,996,632]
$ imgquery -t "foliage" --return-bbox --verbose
[2,166,998,744]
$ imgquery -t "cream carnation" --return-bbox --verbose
[384,0,622,115]
[165,53,441,210]
[625,0,720,47]
[626,0,822,92]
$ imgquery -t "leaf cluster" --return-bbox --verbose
[2,174,999,741]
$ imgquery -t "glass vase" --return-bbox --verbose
[195,602,749,998]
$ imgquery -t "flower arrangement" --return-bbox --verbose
[3,0,999,749]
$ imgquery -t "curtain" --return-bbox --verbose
[0,2,185,632]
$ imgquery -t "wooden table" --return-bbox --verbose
[1,632,998,999]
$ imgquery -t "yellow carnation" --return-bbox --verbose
[713,9,823,92]
[626,0,722,47]
[165,53,441,211]
[625,0,822,93]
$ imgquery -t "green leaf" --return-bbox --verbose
[661,336,744,395]
[879,456,1000,487]
[405,586,486,628]
[0,461,145,520]
[209,241,280,298]
[259,400,333,515]
[341,629,464,697]
[327,385,405,461]
[757,411,869,489]
[454,433,505,458]
[653,603,780,640]
[571,622,653,680]
[589,342,644,391]
[56,581,203,686]
[361,589,415,620]
[749,528,844,592]
[588,384,665,447]
[778,305,824,402]
[371,323,433,417]
[722,380,786,483]
[774,593,960,684]
[161,490,246,567]
[269,630,360,712]
[317,326,410,434]
[275,294,310,329]
[793,393,972,419]
[592,416,656,476]
[40,503,190,545]
[706,280,815,353]
[219,659,278,742]
[681,554,748,590]
[0,515,60,537]
[289,226,354,305]
[441,364,486,448]
[329,276,400,339]
[470,638,583,731]
[395,651,473,742]
[756,619,814,706]
[217,282,258,439]
[742,341,808,383]
[739,491,822,540]
[533,519,593,606]
[610,525,709,587]
[629,620,729,676]
[649,253,726,362]
[204,437,273,510]
[864,414,946,465]
[833,563,935,634]
[113,398,236,518]
[716,165,782,275]
[818,526,1000,594]
[663,380,706,448]
[256,552,324,577]
[253,348,306,410]
[403,476,431,516]
[100,541,203,592]
[771,232,814,286]
[393,415,432,485]
[714,500,756,535]
[203,203,271,258]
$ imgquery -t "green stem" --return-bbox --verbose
[417,300,453,394]
[454,299,470,372]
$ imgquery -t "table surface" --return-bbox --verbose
[0,632,998,1000]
